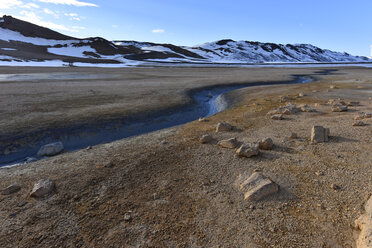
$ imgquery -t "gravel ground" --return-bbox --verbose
[0,66,371,247]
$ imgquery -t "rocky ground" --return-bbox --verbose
[0,66,371,247]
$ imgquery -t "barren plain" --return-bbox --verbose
[0,66,371,247]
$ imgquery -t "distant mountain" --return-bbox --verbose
[0,15,370,66]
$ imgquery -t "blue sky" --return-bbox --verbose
[1,0,371,57]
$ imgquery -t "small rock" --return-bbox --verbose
[86,146,92,150]
[18,201,28,207]
[299,104,316,112]
[104,161,115,168]
[124,213,132,222]
[347,101,360,107]
[30,179,55,198]
[37,142,64,157]
[331,105,348,112]
[237,172,279,201]
[216,122,233,132]
[298,92,306,97]
[288,133,297,139]
[2,184,21,195]
[200,134,213,144]
[330,85,337,89]
[258,138,273,150]
[330,184,340,190]
[354,112,372,120]
[271,114,284,120]
[267,103,300,116]
[314,103,322,107]
[198,117,207,122]
[218,138,239,149]
[311,126,330,143]
[24,157,37,163]
[236,143,259,158]
[312,90,318,93]
[353,121,366,127]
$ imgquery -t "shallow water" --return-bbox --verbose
[0,73,118,82]
[0,75,312,167]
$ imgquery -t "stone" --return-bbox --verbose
[104,161,115,168]
[200,134,214,144]
[218,138,239,149]
[271,114,283,120]
[330,85,337,89]
[258,138,273,150]
[216,122,233,132]
[24,157,37,163]
[353,121,366,127]
[298,92,306,97]
[330,184,341,190]
[198,117,207,122]
[312,90,318,93]
[236,143,259,158]
[289,133,297,139]
[355,112,372,120]
[2,184,21,195]
[30,179,55,198]
[311,126,330,143]
[347,101,360,106]
[124,213,132,222]
[237,172,279,201]
[299,104,316,112]
[331,105,348,112]
[355,196,372,248]
[37,142,64,157]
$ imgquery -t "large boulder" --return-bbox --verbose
[30,179,55,198]
[311,126,330,143]
[237,172,279,201]
[236,143,259,158]
[355,195,372,248]
[37,142,64,157]
[218,138,239,149]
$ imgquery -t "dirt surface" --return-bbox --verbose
[0,66,371,247]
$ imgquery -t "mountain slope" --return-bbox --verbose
[0,15,370,66]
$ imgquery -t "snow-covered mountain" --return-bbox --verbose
[0,15,370,66]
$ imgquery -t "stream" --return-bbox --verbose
[0,75,313,167]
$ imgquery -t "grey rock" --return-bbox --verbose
[2,184,21,195]
[37,142,64,157]
[216,122,233,132]
[353,121,366,127]
[331,105,348,112]
[236,143,259,158]
[200,134,214,144]
[218,138,239,149]
[258,138,273,150]
[30,179,55,198]
[271,114,284,120]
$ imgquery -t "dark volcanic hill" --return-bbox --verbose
[0,15,370,66]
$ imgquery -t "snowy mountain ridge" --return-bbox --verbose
[0,15,370,66]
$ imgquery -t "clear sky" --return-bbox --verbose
[1,0,371,57]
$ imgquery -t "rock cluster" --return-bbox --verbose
[267,103,301,115]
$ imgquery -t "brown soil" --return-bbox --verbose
[0,66,371,247]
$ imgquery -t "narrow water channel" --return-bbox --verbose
[0,75,313,167]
